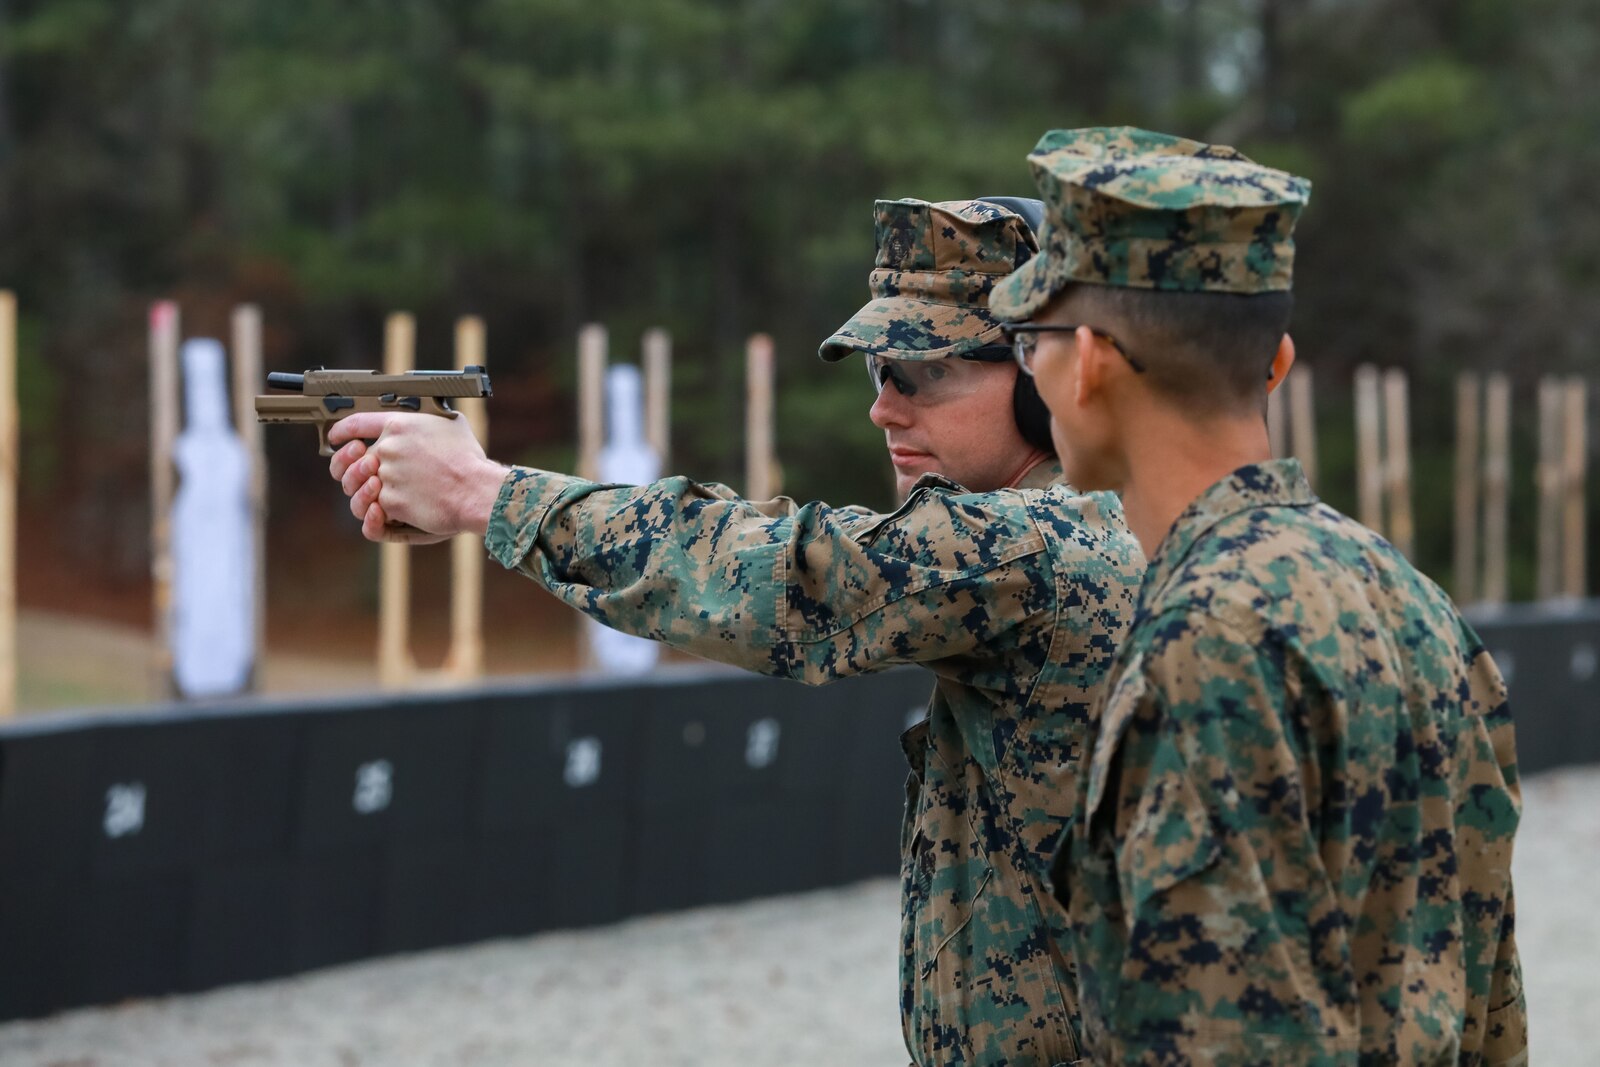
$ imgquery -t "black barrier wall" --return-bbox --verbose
[0,666,932,1021]
[1466,601,1600,776]
[1,604,1596,1022]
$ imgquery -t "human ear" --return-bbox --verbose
[1266,333,1297,395]
[1073,325,1102,407]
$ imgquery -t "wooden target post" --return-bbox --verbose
[1454,374,1482,605]
[745,334,777,501]
[643,328,672,464]
[1352,365,1414,558]
[577,324,607,482]
[1482,373,1511,607]
[149,301,181,696]
[1382,369,1414,560]
[1354,365,1384,535]
[573,324,607,671]
[1537,375,1590,603]
[231,304,268,686]
[377,312,416,688]
[1267,381,1287,459]
[445,316,488,681]
[1536,377,1564,601]
[0,292,15,718]
[1268,366,1318,487]
[373,313,491,688]
[1289,368,1318,489]
[1561,377,1588,600]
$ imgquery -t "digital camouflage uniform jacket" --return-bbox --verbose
[485,460,1144,1066]
[1055,459,1526,1065]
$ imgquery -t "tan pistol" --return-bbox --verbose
[255,366,493,456]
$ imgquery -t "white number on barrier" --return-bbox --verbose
[1572,644,1597,682]
[745,718,781,769]
[103,783,147,839]
[564,737,603,788]
[353,760,395,814]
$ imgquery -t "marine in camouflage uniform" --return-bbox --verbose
[992,127,1527,1064]
[474,199,1145,1066]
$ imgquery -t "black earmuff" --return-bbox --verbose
[975,196,1045,241]
[975,197,1053,453]
[1011,373,1055,453]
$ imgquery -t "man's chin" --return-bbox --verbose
[894,468,934,499]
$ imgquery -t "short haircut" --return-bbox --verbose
[1061,285,1294,416]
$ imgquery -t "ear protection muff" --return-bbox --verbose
[975,197,1054,453]
[1012,373,1055,453]
[975,196,1045,241]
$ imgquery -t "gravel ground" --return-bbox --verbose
[1,764,1593,1067]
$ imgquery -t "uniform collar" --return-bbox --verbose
[1140,458,1317,608]
[1012,455,1066,490]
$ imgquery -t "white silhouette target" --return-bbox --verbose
[170,338,255,697]
[587,364,663,675]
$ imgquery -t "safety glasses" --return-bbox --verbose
[1002,324,1144,376]
[864,351,1008,406]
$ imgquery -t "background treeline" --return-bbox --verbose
[0,0,1595,602]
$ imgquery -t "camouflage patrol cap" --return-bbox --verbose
[818,198,1039,363]
[989,127,1312,322]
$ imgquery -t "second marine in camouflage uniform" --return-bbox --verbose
[485,200,1144,1065]
[1062,461,1526,1064]
[993,127,1527,1064]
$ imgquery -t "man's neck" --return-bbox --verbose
[1118,410,1273,558]
[1003,449,1052,489]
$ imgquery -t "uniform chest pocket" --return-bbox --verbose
[903,775,994,1064]
[1084,666,1221,905]
[903,746,992,962]
[904,746,1084,1066]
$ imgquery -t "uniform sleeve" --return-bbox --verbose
[483,466,1053,684]
[1078,613,1357,1065]
[1465,636,1529,1065]
[1481,882,1527,1066]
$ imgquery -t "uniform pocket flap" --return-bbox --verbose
[1083,662,1148,836]
[1084,661,1222,903]
[1122,767,1222,903]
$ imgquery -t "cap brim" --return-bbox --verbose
[987,253,1061,323]
[817,296,1006,362]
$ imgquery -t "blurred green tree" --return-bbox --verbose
[0,0,1592,601]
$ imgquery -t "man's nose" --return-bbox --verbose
[869,382,914,429]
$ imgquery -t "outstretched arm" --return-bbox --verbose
[325,411,1061,682]
[485,464,1055,682]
